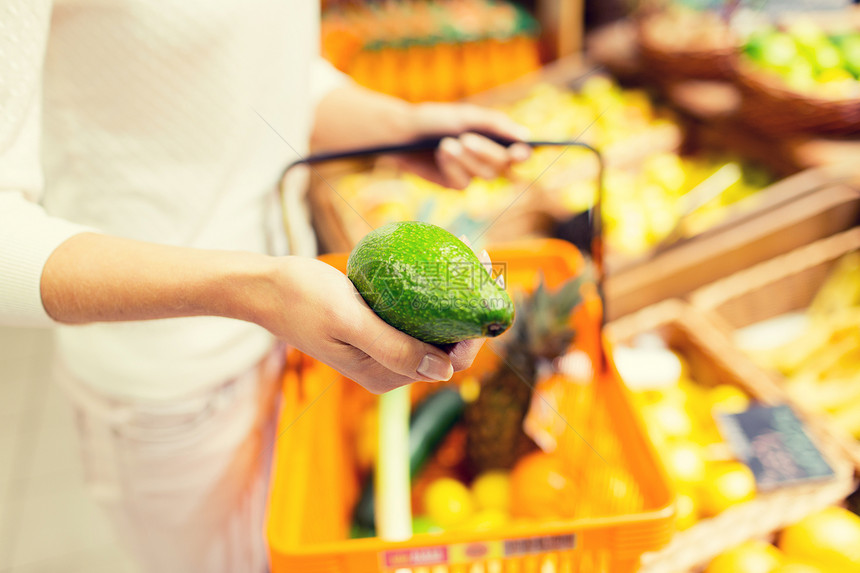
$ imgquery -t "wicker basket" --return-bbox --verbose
[606,300,857,573]
[637,14,738,82]
[690,227,860,470]
[735,61,860,136]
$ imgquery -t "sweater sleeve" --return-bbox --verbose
[0,0,94,327]
[309,57,352,110]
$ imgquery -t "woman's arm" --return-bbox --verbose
[41,232,478,393]
[311,83,532,189]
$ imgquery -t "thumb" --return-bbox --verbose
[351,310,454,382]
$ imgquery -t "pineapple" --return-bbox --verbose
[464,272,589,474]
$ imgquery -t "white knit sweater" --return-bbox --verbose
[0,0,345,399]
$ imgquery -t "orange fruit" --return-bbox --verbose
[509,451,570,519]
[778,506,860,570]
[705,540,784,573]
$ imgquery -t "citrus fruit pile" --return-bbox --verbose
[617,344,757,529]
[706,506,860,573]
[416,471,511,532]
[413,451,580,532]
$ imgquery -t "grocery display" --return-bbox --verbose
[705,506,860,572]
[270,3,860,573]
[322,0,540,100]
[742,22,860,99]
[735,250,860,440]
[324,77,777,258]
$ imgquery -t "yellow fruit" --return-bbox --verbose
[778,506,860,569]
[455,508,509,532]
[675,491,698,530]
[698,461,756,517]
[471,471,510,513]
[663,440,707,486]
[645,401,694,438]
[771,560,825,573]
[423,478,474,528]
[705,540,784,573]
[709,384,750,414]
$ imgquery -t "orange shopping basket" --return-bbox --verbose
[265,238,675,573]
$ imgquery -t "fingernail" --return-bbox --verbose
[441,137,463,158]
[461,132,481,151]
[514,126,532,140]
[511,144,531,162]
[418,354,454,381]
[460,235,473,249]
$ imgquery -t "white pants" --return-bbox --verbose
[57,347,284,573]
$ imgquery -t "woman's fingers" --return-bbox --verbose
[345,307,455,383]
[447,338,485,371]
[436,138,473,190]
[438,133,532,187]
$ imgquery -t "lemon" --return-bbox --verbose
[698,461,756,517]
[471,471,510,513]
[663,440,707,486]
[645,401,694,438]
[423,478,474,528]
[675,491,698,530]
[771,561,825,573]
[455,508,509,532]
[778,506,860,569]
[709,384,750,414]
[705,540,784,573]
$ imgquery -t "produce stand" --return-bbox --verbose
[606,300,857,572]
[604,178,860,319]
[691,228,860,470]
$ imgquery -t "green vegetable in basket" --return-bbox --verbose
[353,387,466,534]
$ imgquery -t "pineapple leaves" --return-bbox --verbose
[504,265,596,360]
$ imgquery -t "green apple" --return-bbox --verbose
[808,40,844,74]
[784,58,816,91]
[838,35,860,78]
[757,32,800,71]
[787,20,827,52]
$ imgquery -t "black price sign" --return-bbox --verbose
[717,405,835,491]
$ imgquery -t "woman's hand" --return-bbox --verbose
[312,85,532,190]
[257,257,484,394]
[41,232,485,395]
[396,102,533,190]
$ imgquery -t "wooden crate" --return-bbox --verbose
[690,227,860,469]
[606,300,857,573]
[604,179,860,320]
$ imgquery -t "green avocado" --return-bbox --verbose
[347,222,514,345]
